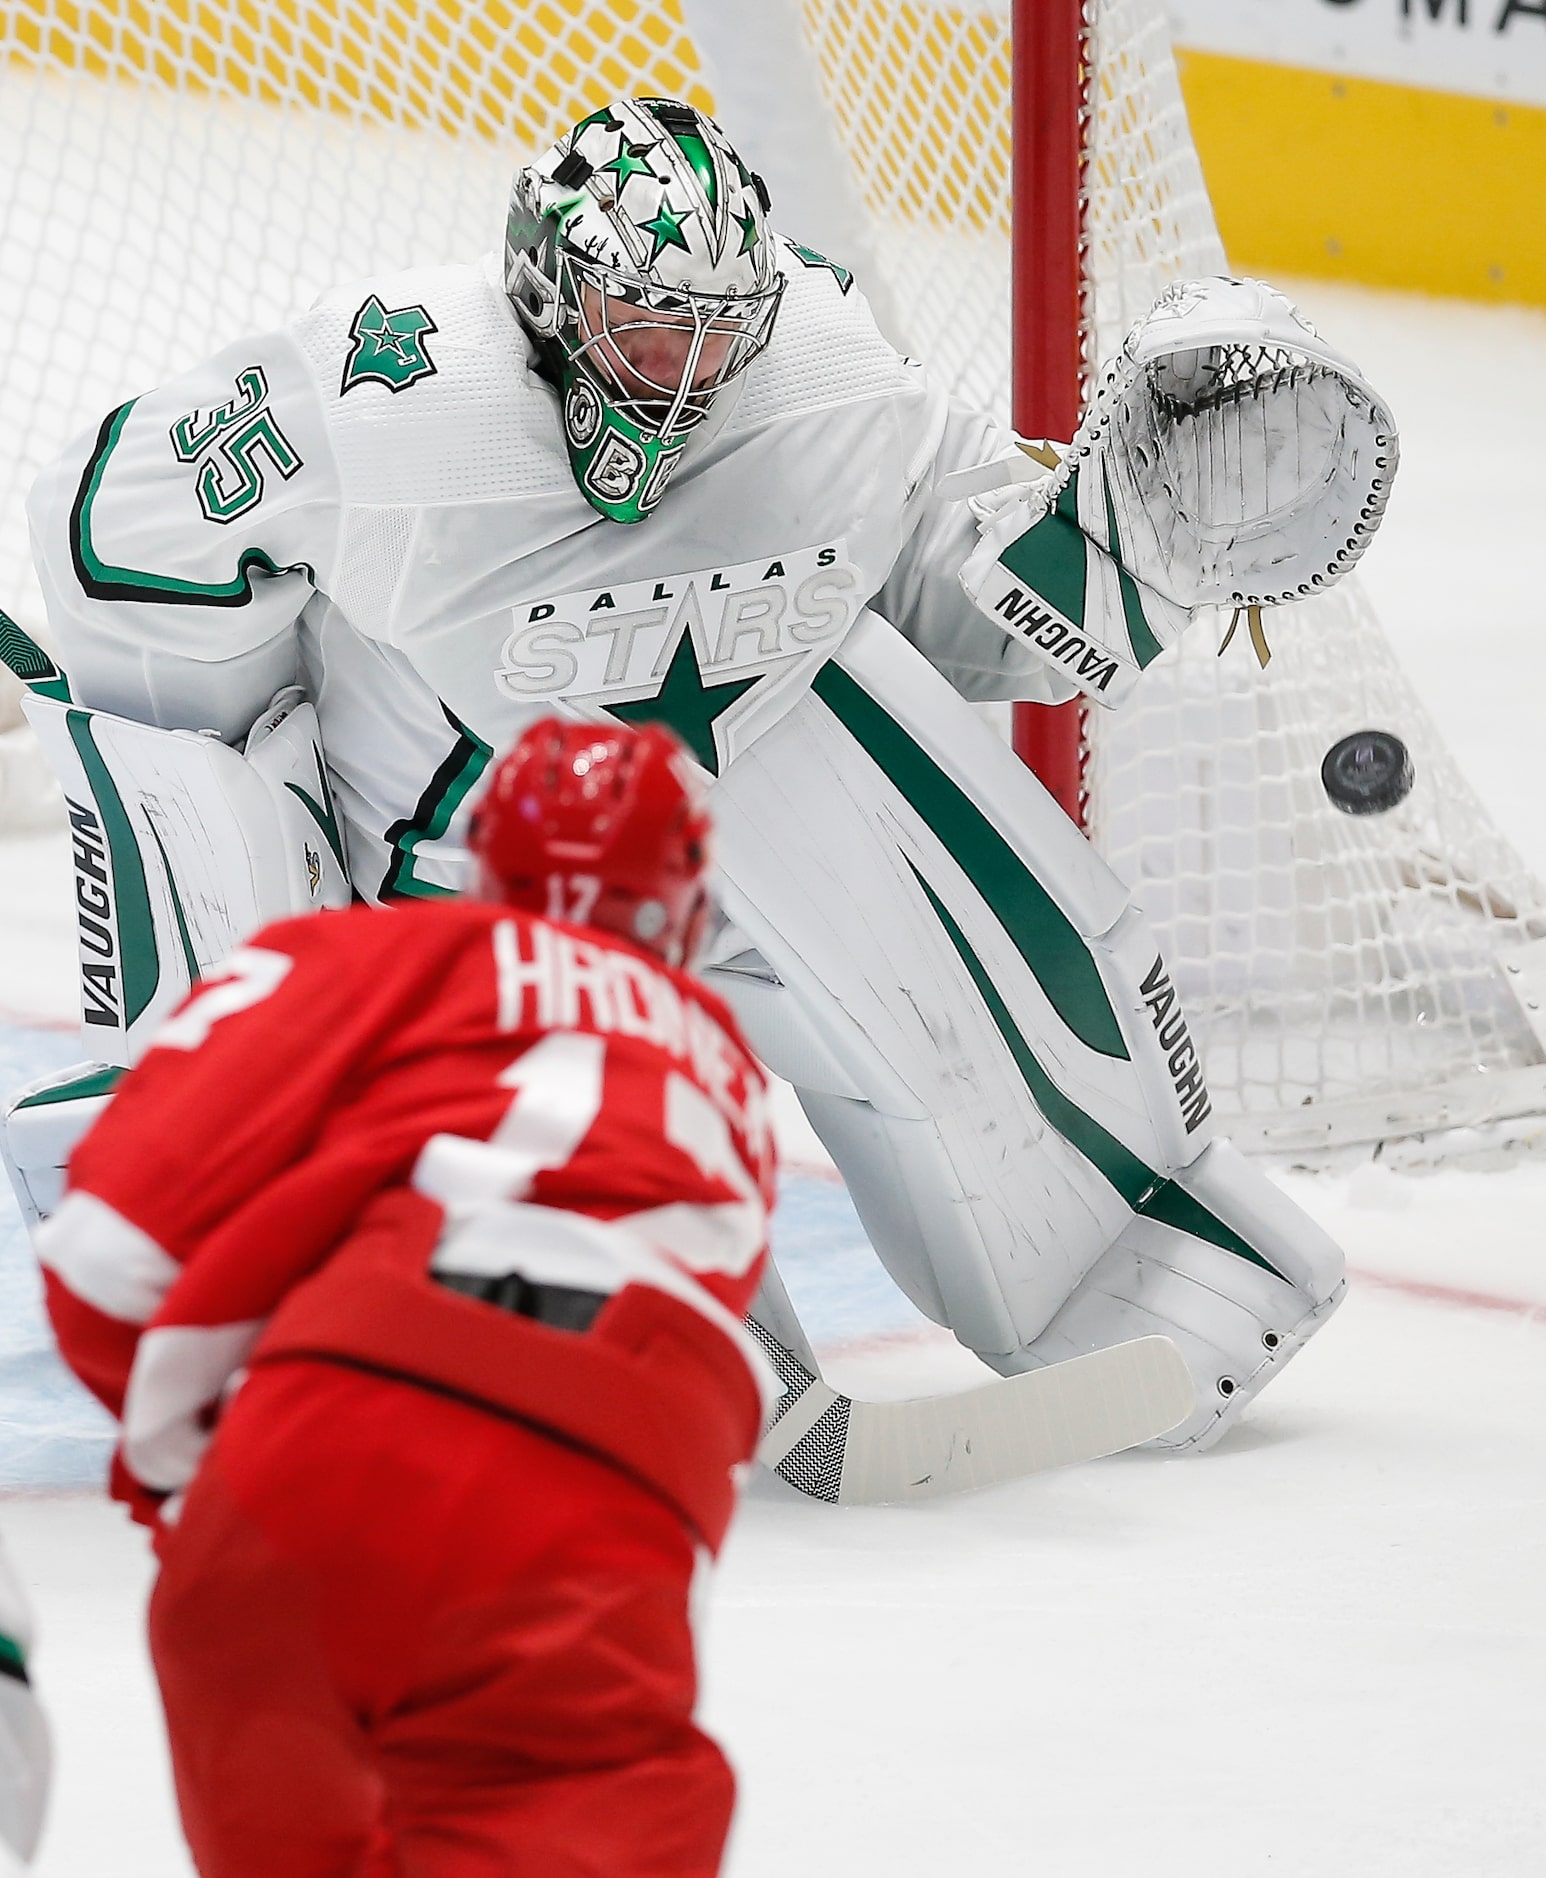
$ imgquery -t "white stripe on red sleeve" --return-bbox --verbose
[121,1321,265,1493]
[34,1191,181,1325]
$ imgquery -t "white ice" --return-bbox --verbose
[3,277,1546,1874]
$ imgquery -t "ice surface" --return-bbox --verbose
[2,278,1545,1873]
[6,1256,1546,1877]
[0,1027,113,1493]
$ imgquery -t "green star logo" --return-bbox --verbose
[602,140,657,187]
[341,296,440,395]
[604,614,759,777]
[735,208,759,256]
[640,201,692,265]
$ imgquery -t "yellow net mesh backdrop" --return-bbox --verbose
[1,0,712,140]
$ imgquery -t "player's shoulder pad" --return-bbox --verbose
[289,259,572,508]
[729,233,920,433]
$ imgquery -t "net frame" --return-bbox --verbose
[1008,0,1091,822]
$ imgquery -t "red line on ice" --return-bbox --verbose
[1347,1265,1546,1324]
[0,1006,76,1033]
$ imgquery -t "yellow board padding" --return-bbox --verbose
[1175,47,1546,308]
[0,0,714,148]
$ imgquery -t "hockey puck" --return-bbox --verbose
[1320,729,1414,816]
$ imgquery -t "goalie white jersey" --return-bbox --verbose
[18,240,1355,1458]
[29,244,1071,902]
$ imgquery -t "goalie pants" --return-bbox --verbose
[148,1360,733,1878]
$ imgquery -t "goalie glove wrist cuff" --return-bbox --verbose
[957,457,1192,709]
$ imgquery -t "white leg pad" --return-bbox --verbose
[21,685,349,1063]
[704,610,1346,1425]
[1,1062,120,1231]
[983,1140,1346,1450]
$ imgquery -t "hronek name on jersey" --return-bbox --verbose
[495,917,771,1157]
[496,543,859,702]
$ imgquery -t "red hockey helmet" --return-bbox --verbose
[468,717,715,965]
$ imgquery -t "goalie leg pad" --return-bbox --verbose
[21,686,349,1064]
[705,610,1344,1418]
[1,1062,121,1232]
[982,1139,1346,1451]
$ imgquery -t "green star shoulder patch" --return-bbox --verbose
[787,242,854,294]
[341,295,440,395]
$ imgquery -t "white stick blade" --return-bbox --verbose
[837,1335,1194,1505]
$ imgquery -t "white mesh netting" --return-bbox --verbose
[1081,5,1546,1149]
[2,0,1544,1150]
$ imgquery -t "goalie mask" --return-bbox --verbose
[506,97,784,525]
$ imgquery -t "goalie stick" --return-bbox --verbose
[748,1317,1193,1505]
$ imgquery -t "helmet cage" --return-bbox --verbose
[563,252,783,442]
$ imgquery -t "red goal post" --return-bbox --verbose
[1011,0,1090,826]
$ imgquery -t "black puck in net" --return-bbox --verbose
[1320,730,1414,816]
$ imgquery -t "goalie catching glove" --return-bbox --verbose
[951,275,1399,708]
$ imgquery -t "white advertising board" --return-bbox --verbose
[1168,0,1546,108]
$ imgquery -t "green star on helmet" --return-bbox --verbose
[735,208,759,255]
[601,140,656,187]
[640,200,691,264]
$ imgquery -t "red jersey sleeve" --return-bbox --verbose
[37,912,403,1416]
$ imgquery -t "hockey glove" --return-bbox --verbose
[953,276,1398,708]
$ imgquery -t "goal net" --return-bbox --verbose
[3,0,1544,1156]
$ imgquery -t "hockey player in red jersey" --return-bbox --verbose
[34,717,777,1878]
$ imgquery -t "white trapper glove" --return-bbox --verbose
[0,1545,49,1865]
[950,275,1399,708]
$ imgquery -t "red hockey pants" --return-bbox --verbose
[147,1360,735,1878]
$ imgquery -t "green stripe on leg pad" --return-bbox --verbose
[812,660,1128,1060]
[911,864,1287,1283]
[66,712,161,1027]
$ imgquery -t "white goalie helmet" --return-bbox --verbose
[505,96,785,524]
